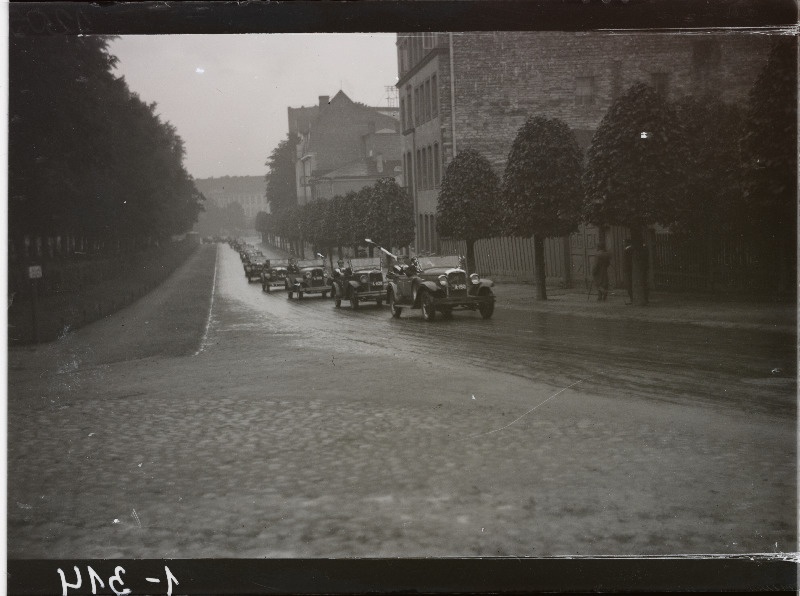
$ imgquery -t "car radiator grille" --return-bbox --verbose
[448,272,468,296]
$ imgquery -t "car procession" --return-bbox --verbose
[230,239,496,321]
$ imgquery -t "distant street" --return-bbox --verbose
[7,242,796,558]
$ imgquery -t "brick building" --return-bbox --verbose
[288,91,402,205]
[193,175,268,224]
[396,31,772,287]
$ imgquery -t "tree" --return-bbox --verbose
[673,97,747,289]
[9,34,202,252]
[583,82,688,305]
[741,37,797,294]
[265,133,298,216]
[502,117,583,300]
[436,149,502,274]
[366,178,415,253]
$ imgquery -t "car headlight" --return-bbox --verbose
[470,273,480,284]
[438,275,448,287]
[304,272,312,279]
[360,274,369,284]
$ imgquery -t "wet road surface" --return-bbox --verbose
[7,242,796,558]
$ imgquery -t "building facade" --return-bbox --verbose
[288,91,402,205]
[396,31,772,286]
[193,175,268,224]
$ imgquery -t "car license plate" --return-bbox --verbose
[452,284,466,290]
[372,282,383,287]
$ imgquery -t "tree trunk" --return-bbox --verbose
[465,239,476,275]
[630,226,649,306]
[533,234,547,301]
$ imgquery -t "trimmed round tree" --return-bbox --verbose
[673,96,746,290]
[583,82,687,305]
[503,116,583,300]
[436,148,502,274]
[367,177,415,253]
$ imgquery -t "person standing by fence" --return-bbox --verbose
[592,242,611,302]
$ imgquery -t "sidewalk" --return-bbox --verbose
[494,283,797,335]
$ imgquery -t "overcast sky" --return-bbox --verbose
[110,34,398,180]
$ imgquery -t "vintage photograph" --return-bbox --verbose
[6,0,797,591]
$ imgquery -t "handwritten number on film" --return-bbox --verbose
[57,565,179,596]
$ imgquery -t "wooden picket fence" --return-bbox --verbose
[439,236,568,285]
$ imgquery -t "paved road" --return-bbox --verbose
[7,242,796,558]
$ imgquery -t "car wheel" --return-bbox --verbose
[351,289,359,310]
[287,291,293,299]
[440,306,453,319]
[421,291,436,322]
[334,295,341,308]
[376,299,383,307]
[389,290,402,318]
[479,290,495,319]
[322,292,328,299]
[266,284,271,294]
[298,292,304,300]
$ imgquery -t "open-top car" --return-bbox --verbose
[285,258,330,299]
[331,257,385,309]
[260,259,289,293]
[371,245,495,321]
[244,254,268,282]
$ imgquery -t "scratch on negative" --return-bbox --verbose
[132,508,141,528]
[466,378,586,439]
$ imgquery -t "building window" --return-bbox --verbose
[576,76,595,106]
[415,149,422,191]
[433,143,440,186]
[431,74,438,117]
[421,147,428,190]
[423,79,431,122]
[422,32,434,50]
[651,72,670,97]
[399,97,405,130]
[414,87,420,126]
[426,145,434,189]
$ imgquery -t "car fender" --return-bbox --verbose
[347,280,361,291]
[414,280,440,307]
[386,280,399,299]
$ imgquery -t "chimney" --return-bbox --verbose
[319,95,330,108]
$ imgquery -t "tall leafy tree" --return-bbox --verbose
[502,116,583,300]
[741,37,797,294]
[436,149,502,274]
[583,82,688,305]
[265,133,299,216]
[9,34,202,251]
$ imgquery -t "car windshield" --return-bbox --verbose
[251,257,267,264]
[416,256,461,270]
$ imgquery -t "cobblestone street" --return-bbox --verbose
[7,244,796,558]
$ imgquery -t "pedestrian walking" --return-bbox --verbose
[592,242,611,302]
